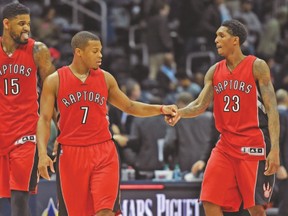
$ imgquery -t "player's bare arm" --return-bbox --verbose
[253,58,280,175]
[33,41,55,82]
[104,71,177,116]
[37,72,59,180]
[166,65,216,126]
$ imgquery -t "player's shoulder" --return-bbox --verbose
[33,41,49,52]
[42,71,59,94]
[33,41,50,62]
[101,69,117,89]
[101,68,112,77]
[252,57,270,78]
[253,57,267,68]
[205,63,219,79]
[101,69,116,82]
[45,70,59,85]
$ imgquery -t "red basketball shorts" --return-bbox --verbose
[0,142,38,198]
[56,140,121,216]
[200,147,275,212]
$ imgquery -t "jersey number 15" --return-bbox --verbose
[4,78,20,95]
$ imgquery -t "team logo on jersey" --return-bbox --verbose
[41,198,58,216]
[263,182,272,198]
[241,147,264,156]
[15,135,36,145]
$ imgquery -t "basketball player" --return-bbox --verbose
[166,19,279,216]
[0,2,55,216]
[37,31,177,216]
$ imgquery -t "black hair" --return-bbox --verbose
[71,31,100,51]
[2,2,30,20]
[222,19,247,45]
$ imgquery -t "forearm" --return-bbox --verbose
[37,117,52,156]
[178,100,207,118]
[124,101,163,117]
[267,108,280,150]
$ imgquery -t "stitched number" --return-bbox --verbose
[4,78,20,95]
[80,106,89,124]
[223,95,240,112]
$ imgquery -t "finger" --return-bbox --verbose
[265,159,269,171]
[264,160,270,175]
[53,156,57,163]
[191,166,198,175]
[264,163,277,176]
[39,168,50,180]
[53,141,59,155]
[50,160,55,173]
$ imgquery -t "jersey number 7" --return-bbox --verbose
[80,106,89,124]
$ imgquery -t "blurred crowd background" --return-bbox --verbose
[1,0,288,212]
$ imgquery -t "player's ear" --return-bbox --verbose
[74,47,82,57]
[3,18,10,30]
[233,36,240,46]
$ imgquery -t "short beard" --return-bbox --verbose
[11,33,28,45]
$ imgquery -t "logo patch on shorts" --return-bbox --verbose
[15,135,36,145]
[241,147,264,156]
[263,182,272,198]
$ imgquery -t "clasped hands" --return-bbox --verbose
[161,105,181,126]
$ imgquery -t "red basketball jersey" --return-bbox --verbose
[213,55,269,160]
[0,38,38,155]
[57,66,112,146]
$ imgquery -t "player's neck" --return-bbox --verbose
[1,33,18,56]
[69,64,90,82]
[69,63,90,75]
[226,53,246,72]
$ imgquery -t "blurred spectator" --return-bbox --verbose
[276,89,288,216]
[201,0,232,49]
[233,0,262,53]
[164,92,213,171]
[274,18,288,64]
[31,6,61,49]
[109,78,141,135]
[274,56,288,91]
[139,79,164,103]
[176,73,202,98]
[145,1,174,80]
[157,53,178,95]
[191,115,219,177]
[225,0,241,16]
[177,0,207,56]
[257,7,288,59]
[123,99,168,179]
[109,78,141,164]
[253,0,274,21]
[193,71,205,88]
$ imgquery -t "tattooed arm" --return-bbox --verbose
[33,41,55,83]
[166,64,216,126]
[253,58,280,175]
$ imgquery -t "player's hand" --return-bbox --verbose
[191,160,206,176]
[113,134,128,147]
[264,148,280,176]
[52,140,58,162]
[164,105,181,126]
[161,104,178,116]
[38,154,55,180]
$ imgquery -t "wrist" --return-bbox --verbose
[270,145,279,151]
[160,105,165,114]
[38,150,47,157]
